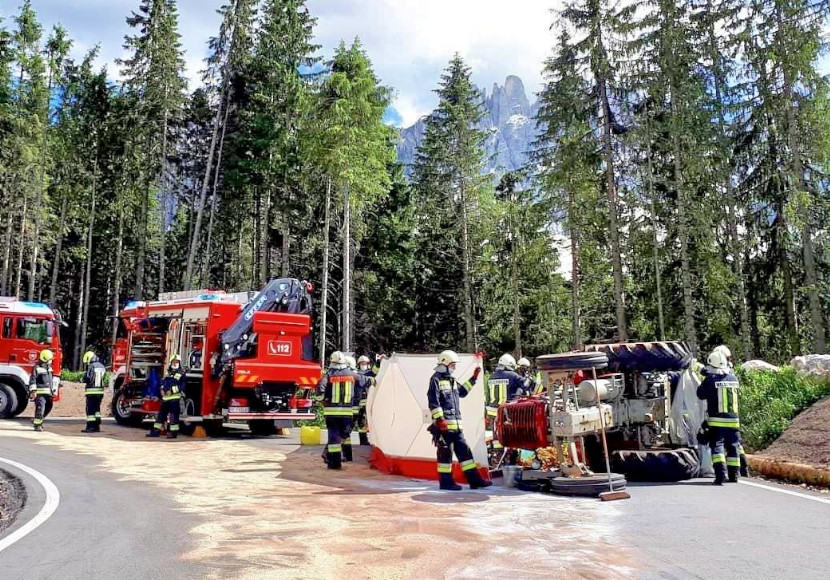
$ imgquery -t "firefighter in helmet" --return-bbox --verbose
[82,352,107,433]
[318,351,356,469]
[697,349,743,485]
[148,354,187,439]
[517,357,545,396]
[708,344,748,477]
[485,354,526,460]
[29,349,55,432]
[428,350,491,490]
[354,354,376,446]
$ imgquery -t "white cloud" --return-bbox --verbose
[18,0,561,126]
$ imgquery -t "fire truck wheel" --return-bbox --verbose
[611,448,700,482]
[112,389,142,426]
[0,383,19,419]
[548,473,627,497]
[178,398,197,436]
[249,420,278,436]
[11,385,29,417]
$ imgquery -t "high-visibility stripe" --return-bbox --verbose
[170,424,180,432]
[323,408,354,416]
[726,457,741,467]
[153,423,162,429]
[437,463,452,473]
[485,407,498,418]
[492,441,504,449]
[445,421,462,431]
[86,415,96,421]
[85,389,105,395]
[342,439,352,446]
[709,417,740,428]
[712,453,726,464]
[328,444,342,453]
[431,408,444,419]
[460,460,477,471]
[33,419,43,426]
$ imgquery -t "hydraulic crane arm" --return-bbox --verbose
[219,278,313,366]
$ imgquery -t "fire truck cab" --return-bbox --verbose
[0,297,63,418]
[110,279,319,435]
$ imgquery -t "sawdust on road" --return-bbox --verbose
[0,421,636,579]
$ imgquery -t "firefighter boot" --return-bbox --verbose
[34,424,43,432]
[727,465,739,483]
[465,468,493,490]
[739,451,749,478]
[713,462,726,486]
[146,429,161,438]
[166,431,178,439]
[359,433,370,446]
[327,449,342,470]
[342,443,353,462]
[439,473,462,491]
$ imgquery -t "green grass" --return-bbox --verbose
[60,369,112,384]
[737,366,830,452]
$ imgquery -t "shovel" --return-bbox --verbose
[591,366,630,502]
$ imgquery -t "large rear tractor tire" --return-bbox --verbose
[0,383,19,419]
[611,448,700,482]
[111,389,143,427]
[584,341,693,373]
[548,473,627,497]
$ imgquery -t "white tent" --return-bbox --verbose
[366,353,489,483]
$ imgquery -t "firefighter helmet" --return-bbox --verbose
[707,350,729,370]
[345,355,357,370]
[357,355,371,365]
[329,351,346,365]
[517,357,531,369]
[82,350,96,365]
[437,350,459,366]
[39,349,54,363]
[498,353,517,370]
[714,344,732,360]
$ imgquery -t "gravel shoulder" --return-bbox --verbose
[759,396,830,470]
[0,467,26,535]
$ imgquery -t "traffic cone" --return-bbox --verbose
[192,426,207,438]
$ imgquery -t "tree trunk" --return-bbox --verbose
[459,181,476,353]
[73,271,85,370]
[158,103,170,296]
[342,184,351,352]
[111,198,125,347]
[260,186,271,285]
[645,131,666,341]
[185,88,226,290]
[320,178,332,366]
[674,131,697,352]
[281,218,290,278]
[49,192,69,304]
[1,199,14,295]
[135,169,148,301]
[598,76,627,341]
[201,98,231,287]
[80,170,98,358]
[779,227,799,356]
[14,190,28,297]
[568,189,582,349]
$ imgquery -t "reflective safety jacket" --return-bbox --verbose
[29,362,54,396]
[697,369,740,429]
[355,369,375,410]
[318,366,356,417]
[161,365,187,402]
[427,369,478,432]
[526,371,544,396]
[485,367,526,417]
[84,361,107,396]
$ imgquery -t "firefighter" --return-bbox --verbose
[485,354,526,460]
[428,350,491,491]
[82,354,107,433]
[517,357,544,396]
[29,349,55,432]
[343,355,371,455]
[82,349,96,371]
[706,344,748,477]
[697,349,742,485]
[355,355,375,446]
[147,355,187,439]
[318,351,356,469]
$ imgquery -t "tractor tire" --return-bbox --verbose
[611,448,700,482]
[548,473,627,497]
[0,383,19,419]
[249,420,278,436]
[584,341,693,373]
[536,351,609,372]
[111,389,142,427]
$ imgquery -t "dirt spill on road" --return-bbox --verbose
[0,422,636,579]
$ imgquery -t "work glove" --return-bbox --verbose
[472,367,481,380]
[435,419,449,432]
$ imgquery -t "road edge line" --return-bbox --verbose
[0,457,61,553]
[739,479,830,506]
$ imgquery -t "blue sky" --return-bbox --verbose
[0,0,557,127]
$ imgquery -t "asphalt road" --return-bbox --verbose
[0,421,828,579]
[0,427,211,580]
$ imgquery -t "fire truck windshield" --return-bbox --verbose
[16,317,54,345]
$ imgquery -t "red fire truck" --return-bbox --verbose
[0,298,63,418]
[110,279,320,435]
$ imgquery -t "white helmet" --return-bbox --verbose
[707,350,729,370]
[345,355,357,370]
[714,344,731,359]
[329,351,346,365]
[517,357,531,369]
[437,350,460,366]
[357,355,371,365]
[498,353,517,370]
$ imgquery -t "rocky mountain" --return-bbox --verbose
[397,75,540,176]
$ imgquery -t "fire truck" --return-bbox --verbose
[0,297,63,419]
[110,278,320,435]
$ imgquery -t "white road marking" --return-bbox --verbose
[739,479,830,506]
[0,457,61,553]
